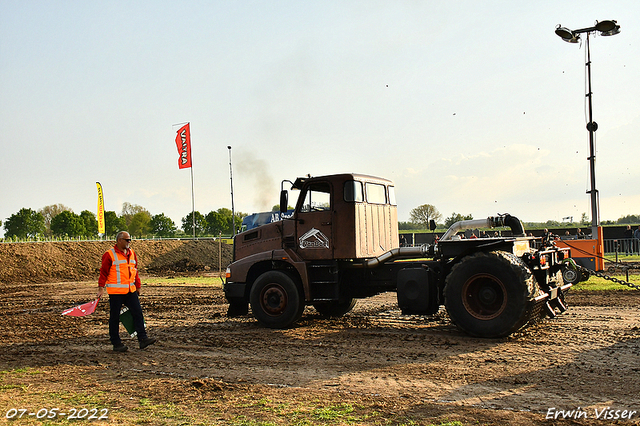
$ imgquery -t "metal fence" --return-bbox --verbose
[604,238,640,256]
[0,236,234,244]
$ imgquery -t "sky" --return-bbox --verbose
[1,1,639,233]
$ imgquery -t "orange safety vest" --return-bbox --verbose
[105,248,138,294]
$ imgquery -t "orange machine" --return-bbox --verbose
[554,227,605,271]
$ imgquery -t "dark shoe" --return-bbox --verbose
[139,337,157,349]
[113,343,128,352]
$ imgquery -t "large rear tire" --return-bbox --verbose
[444,251,537,338]
[313,299,357,317]
[249,271,305,329]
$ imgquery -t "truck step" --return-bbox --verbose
[544,301,557,318]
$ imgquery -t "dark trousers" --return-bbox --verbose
[109,291,147,345]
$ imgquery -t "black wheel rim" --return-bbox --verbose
[260,283,287,316]
[462,273,507,320]
[563,268,578,283]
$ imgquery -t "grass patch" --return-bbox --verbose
[0,383,29,391]
[2,367,40,375]
[227,397,390,425]
[135,398,189,423]
[0,366,495,426]
[310,403,356,421]
[143,276,224,286]
[605,254,640,262]
[141,269,640,292]
[43,391,107,406]
[574,274,640,291]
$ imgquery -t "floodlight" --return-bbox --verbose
[555,26,579,43]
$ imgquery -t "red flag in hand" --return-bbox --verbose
[62,299,100,317]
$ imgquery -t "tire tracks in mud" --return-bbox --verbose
[1,281,640,420]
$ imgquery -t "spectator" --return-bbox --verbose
[623,225,633,256]
[634,225,640,255]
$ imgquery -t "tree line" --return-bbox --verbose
[399,204,640,231]
[4,202,639,240]
[1,202,247,240]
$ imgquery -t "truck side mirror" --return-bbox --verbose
[429,220,437,231]
[280,190,288,214]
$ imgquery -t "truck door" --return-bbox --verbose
[295,181,333,260]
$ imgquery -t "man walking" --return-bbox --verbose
[97,231,156,352]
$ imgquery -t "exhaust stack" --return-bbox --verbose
[440,214,525,241]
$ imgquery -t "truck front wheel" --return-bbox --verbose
[249,271,305,329]
[444,251,537,338]
[313,299,357,318]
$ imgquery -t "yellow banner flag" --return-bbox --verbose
[96,182,105,235]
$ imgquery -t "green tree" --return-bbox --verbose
[4,208,46,239]
[233,212,248,234]
[182,211,207,237]
[121,202,149,228]
[151,213,177,237]
[444,212,474,228]
[39,204,72,236]
[409,204,442,229]
[51,210,86,237]
[580,212,590,227]
[617,214,640,224]
[105,211,126,236]
[79,210,98,237]
[398,221,424,231]
[205,210,227,235]
[128,211,152,238]
[212,208,247,234]
[216,208,234,234]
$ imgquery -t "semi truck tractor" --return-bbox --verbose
[224,173,576,338]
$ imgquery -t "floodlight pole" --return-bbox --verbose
[228,146,236,237]
[555,20,620,238]
[584,32,599,239]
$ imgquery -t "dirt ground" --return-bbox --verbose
[1,241,640,425]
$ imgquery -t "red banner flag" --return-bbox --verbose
[175,123,192,169]
[61,299,100,317]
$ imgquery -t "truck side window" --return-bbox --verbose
[344,181,363,202]
[388,186,397,206]
[365,182,387,204]
[300,182,331,212]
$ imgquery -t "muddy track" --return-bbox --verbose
[1,278,640,425]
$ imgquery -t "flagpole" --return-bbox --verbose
[173,121,195,238]
[190,165,195,238]
[189,123,195,238]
